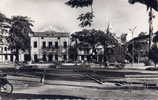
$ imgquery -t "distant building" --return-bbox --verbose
[69,32,122,63]
[0,31,14,63]
[0,27,26,63]
[30,31,69,63]
[77,43,104,63]
[125,34,149,63]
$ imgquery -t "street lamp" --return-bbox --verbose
[129,26,136,66]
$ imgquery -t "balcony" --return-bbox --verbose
[40,46,68,54]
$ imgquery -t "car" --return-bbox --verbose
[145,67,158,71]
[107,62,125,69]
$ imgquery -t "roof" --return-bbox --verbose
[126,35,149,46]
[131,35,149,41]
[31,31,69,37]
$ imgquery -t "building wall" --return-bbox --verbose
[31,36,69,63]
[0,45,26,63]
[0,30,16,63]
[77,46,104,63]
[0,30,27,63]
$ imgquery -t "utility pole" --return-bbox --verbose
[129,26,136,66]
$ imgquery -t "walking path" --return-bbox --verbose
[125,63,152,69]
[0,63,15,68]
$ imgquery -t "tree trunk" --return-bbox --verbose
[15,48,19,63]
[75,39,78,61]
[91,45,95,62]
[155,63,156,68]
[103,44,107,66]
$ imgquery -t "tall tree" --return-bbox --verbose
[71,29,119,63]
[7,16,33,62]
[72,29,101,56]
[65,0,94,27]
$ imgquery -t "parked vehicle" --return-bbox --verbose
[107,62,125,69]
[0,73,13,96]
[145,67,158,71]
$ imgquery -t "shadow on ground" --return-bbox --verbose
[1,93,85,99]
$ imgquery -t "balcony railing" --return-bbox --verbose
[40,46,68,54]
[42,46,68,50]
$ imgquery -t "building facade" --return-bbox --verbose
[126,35,149,63]
[30,31,69,63]
[77,43,104,63]
[0,27,26,63]
[0,37,16,63]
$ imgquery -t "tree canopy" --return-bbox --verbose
[8,16,33,51]
[71,29,119,55]
[0,13,34,61]
[65,0,94,27]
[7,16,33,61]
[65,0,93,8]
[129,0,158,11]
[72,29,118,45]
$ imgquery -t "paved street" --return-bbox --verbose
[0,64,158,99]
[2,83,158,99]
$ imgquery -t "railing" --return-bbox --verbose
[42,46,68,50]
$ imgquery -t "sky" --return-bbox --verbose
[0,0,157,39]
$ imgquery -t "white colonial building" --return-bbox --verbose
[0,33,15,63]
[0,27,26,63]
[30,31,69,63]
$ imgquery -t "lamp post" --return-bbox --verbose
[129,26,136,66]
